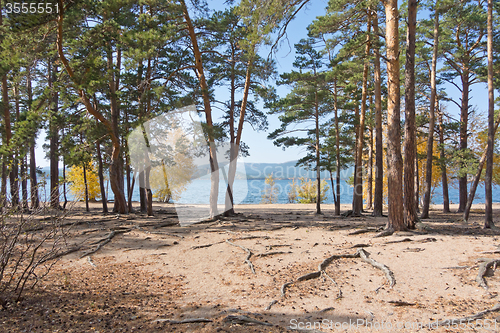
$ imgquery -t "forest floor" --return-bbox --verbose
[2,202,500,332]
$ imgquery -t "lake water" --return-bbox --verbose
[20,177,500,206]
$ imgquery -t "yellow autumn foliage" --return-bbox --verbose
[66,162,102,201]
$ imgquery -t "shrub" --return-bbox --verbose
[0,192,71,308]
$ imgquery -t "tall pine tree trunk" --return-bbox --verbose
[83,161,89,212]
[96,140,108,213]
[48,59,59,209]
[108,47,127,214]
[421,1,440,219]
[334,79,341,216]
[315,89,321,215]
[182,0,219,217]
[1,75,10,207]
[366,123,374,210]
[352,12,372,216]
[457,71,470,212]
[27,68,39,209]
[372,11,384,217]
[484,0,494,228]
[11,85,20,209]
[384,0,405,232]
[404,0,417,229]
[438,105,450,213]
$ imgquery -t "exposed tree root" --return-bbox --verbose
[80,228,131,258]
[151,318,213,324]
[256,251,291,258]
[358,248,396,288]
[348,228,379,236]
[384,237,437,245]
[281,248,395,297]
[476,258,500,290]
[265,300,278,311]
[266,244,291,250]
[384,238,412,244]
[428,303,500,328]
[226,239,255,274]
[374,228,395,238]
[223,314,272,326]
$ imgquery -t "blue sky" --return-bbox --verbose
[34,0,491,167]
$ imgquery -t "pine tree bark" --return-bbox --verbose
[96,140,108,213]
[82,160,89,212]
[27,69,39,209]
[48,59,59,209]
[421,2,439,219]
[366,123,374,210]
[334,79,341,216]
[1,75,10,207]
[484,0,494,228]
[181,0,219,217]
[404,0,417,228]
[438,105,450,213]
[384,0,405,231]
[457,71,470,212]
[352,12,372,216]
[315,89,321,215]
[372,11,384,217]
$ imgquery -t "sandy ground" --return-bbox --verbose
[2,202,500,332]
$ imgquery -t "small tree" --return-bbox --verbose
[261,173,279,204]
[66,162,102,201]
[290,177,329,204]
[287,178,298,203]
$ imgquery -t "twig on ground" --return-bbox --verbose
[384,238,412,244]
[321,270,342,299]
[265,300,278,311]
[427,303,500,328]
[223,314,272,326]
[151,318,213,324]
[281,282,292,297]
[256,251,291,257]
[226,239,255,274]
[319,307,335,313]
[87,256,96,267]
[191,241,224,249]
[266,244,291,250]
